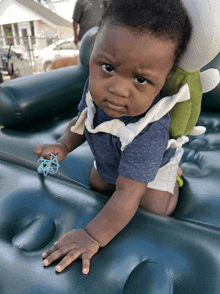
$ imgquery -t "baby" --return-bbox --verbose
[34,0,192,275]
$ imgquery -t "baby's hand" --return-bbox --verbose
[34,143,69,162]
[42,229,100,274]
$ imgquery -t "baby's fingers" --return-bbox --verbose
[43,244,70,267]
[41,147,55,160]
[42,242,58,259]
[34,144,52,159]
[34,145,42,157]
[55,249,82,272]
[82,252,93,275]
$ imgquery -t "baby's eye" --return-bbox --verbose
[135,76,147,85]
[102,64,114,73]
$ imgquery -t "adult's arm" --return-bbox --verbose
[72,0,82,44]
[73,20,79,44]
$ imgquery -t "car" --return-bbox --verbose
[0,46,23,72]
[0,71,3,84]
[0,56,3,83]
[0,46,30,81]
[34,38,79,72]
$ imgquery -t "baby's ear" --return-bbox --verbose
[91,30,99,48]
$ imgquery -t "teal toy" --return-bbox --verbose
[37,153,60,176]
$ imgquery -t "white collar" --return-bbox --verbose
[71,84,191,150]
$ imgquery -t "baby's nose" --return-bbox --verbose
[108,76,129,98]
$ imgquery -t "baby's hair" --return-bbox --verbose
[99,0,192,72]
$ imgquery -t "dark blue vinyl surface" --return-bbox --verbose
[0,28,220,293]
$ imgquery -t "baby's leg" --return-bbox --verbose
[139,168,182,216]
[90,162,182,216]
[139,184,178,216]
[90,166,115,196]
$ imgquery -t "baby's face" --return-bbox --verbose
[89,23,177,117]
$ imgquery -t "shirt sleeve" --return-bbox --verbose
[119,122,169,183]
[78,77,89,113]
[73,0,83,22]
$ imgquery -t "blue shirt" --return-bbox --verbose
[78,78,175,184]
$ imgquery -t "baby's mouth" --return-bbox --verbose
[106,100,125,112]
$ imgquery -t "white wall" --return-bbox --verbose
[35,21,72,39]
[0,0,39,25]
[42,0,77,22]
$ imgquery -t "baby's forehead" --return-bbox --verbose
[94,24,176,70]
[96,23,177,53]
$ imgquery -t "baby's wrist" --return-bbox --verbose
[84,228,101,247]
[57,141,70,153]
[85,216,114,247]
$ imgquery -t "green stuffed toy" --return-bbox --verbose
[164,0,220,139]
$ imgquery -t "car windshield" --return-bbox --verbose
[0,47,9,55]
[54,42,78,51]
[0,47,18,55]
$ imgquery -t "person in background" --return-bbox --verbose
[73,0,103,46]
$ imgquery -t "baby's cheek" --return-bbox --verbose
[88,83,97,101]
[129,97,152,117]
[89,79,104,103]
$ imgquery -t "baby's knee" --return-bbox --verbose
[90,166,115,193]
[139,187,179,216]
[145,204,172,216]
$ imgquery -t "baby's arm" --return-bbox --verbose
[57,114,86,153]
[86,174,147,246]
[34,114,86,161]
[42,175,147,273]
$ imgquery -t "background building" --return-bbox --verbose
[34,0,77,23]
[0,0,74,52]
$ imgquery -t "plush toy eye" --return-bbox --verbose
[135,76,147,85]
[102,64,114,73]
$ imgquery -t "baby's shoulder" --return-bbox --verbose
[156,112,171,131]
[138,112,171,137]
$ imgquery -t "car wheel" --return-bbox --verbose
[0,71,3,84]
[44,62,52,72]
